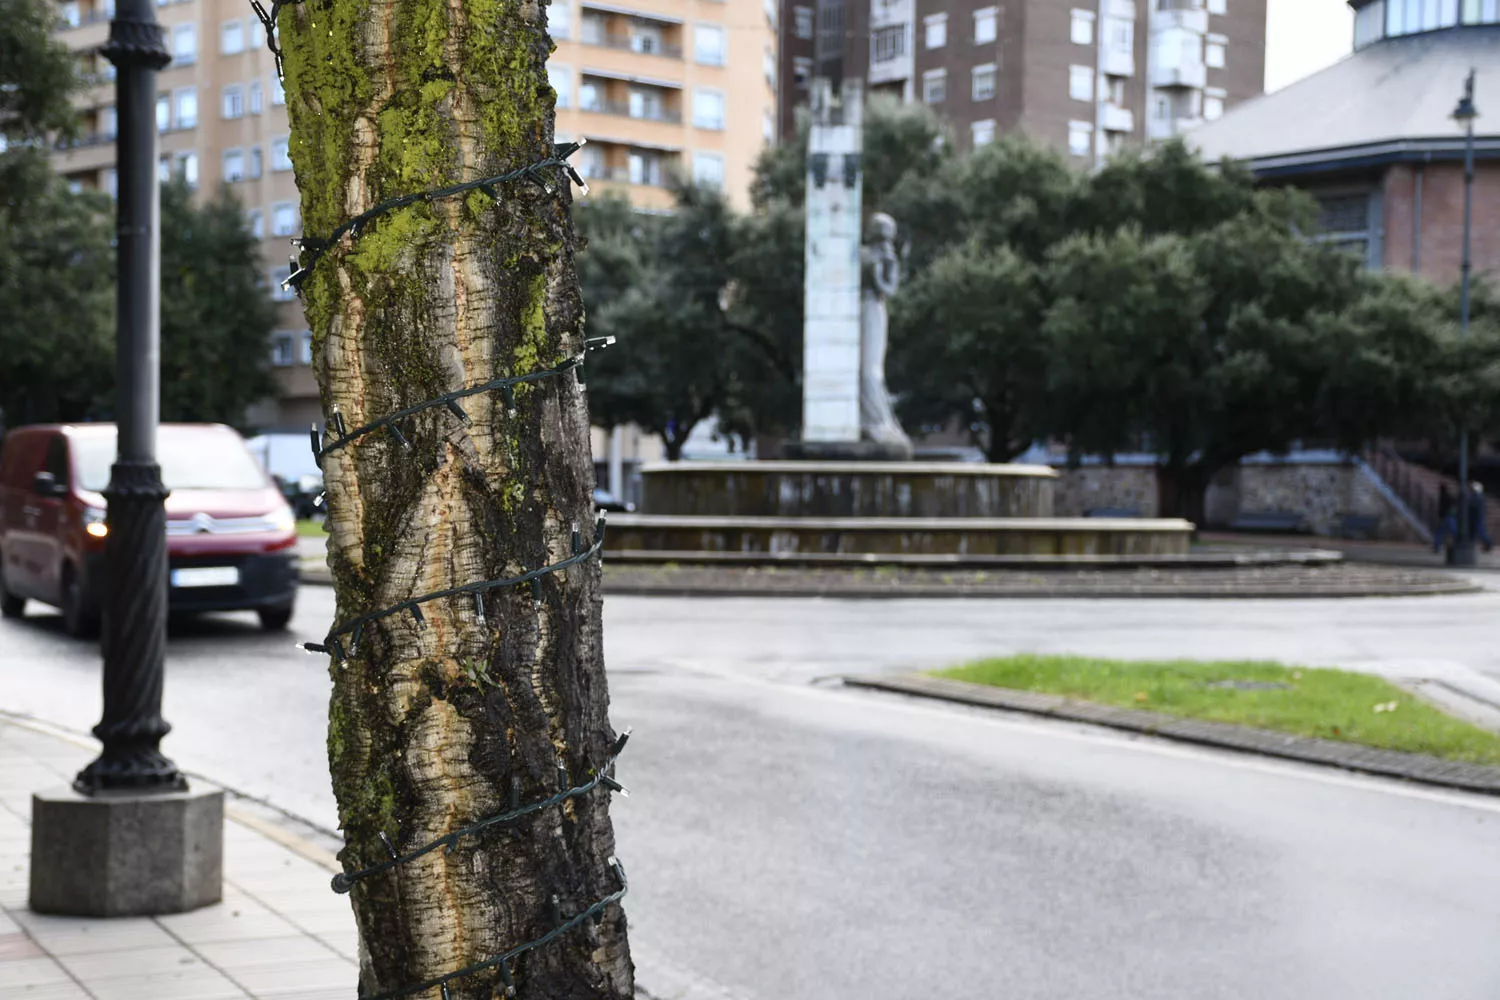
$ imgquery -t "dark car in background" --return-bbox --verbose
[0,423,299,636]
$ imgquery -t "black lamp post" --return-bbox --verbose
[74,0,185,794]
[1450,69,1479,568]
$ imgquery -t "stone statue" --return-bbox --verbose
[858,213,913,455]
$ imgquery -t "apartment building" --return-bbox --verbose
[779,0,1266,162]
[49,0,779,436]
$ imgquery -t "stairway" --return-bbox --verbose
[1364,447,1500,548]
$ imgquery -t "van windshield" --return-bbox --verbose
[73,428,269,492]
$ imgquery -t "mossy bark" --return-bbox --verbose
[279,1,632,996]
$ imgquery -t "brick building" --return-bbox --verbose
[1189,4,1500,287]
[780,0,1268,161]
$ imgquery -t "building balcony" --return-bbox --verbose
[1101,46,1135,78]
[1150,61,1206,89]
[53,139,117,174]
[1102,0,1136,17]
[1146,114,1201,141]
[1100,103,1134,133]
[580,31,682,60]
[580,100,683,125]
[1151,7,1208,34]
[53,130,116,151]
[57,17,108,50]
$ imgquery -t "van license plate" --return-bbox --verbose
[171,567,239,588]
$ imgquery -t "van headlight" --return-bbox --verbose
[266,506,296,533]
[82,506,108,538]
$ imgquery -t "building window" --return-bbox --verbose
[1205,39,1226,69]
[793,56,813,89]
[249,145,262,178]
[249,18,264,49]
[764,0,776,28]
[579,78,601,111]
[172,23,196,64]
[924,13,947,48]
[971,119,996,147]
[794,5,813,38]
[271,331,296,366]
[629,86,665,120]
[548,65,571,108]
[764,47,777,88]
[763,109,775,142]
[271,136,292,171]
[102,168,117,199]
[630,22,664,55]
[223,148,245,182]
[627,149,663,186]
[550,0,571,39]
[1070,8,1094,45]
[156,94,169,132]
[1207,0,1226,12]
[60,1,81,27]
[973,6,997,44]
[922,68,946,103]
[580,11,605,43]
[695,24,726,65]
[872,24,905,63]
[158,156,171,182]
[223,84,244,119]
[272,202,298,236]
[174,87,197,128]
[971,63,996,101]
[1203,95,1224,120]
[222,20,243,54]
[99,105,116,138]
[1460,0,1500,25]
[301,331,313,365]
[1069,65,1093,102]
[247,209,264,239]
[1068,120,1094,157]
[175,151,198,187]
[693,152,724,189]
[272,76,285,106]
[577,143,606,180]
[693,88,725,129]
[248,81,263,114]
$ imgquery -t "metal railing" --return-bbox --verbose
[579,100,682,124]
[580,31,682,58]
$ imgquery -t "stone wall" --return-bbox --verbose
[1054,460,1426,542]
[1053,466,1160,518]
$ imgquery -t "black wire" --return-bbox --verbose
[283,143,586,291]
[312,336,613,462]
[332,731,630,895]
[247,0,303,80]
[361,858,629,1000]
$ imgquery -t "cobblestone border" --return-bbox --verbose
[843,673,1500,796]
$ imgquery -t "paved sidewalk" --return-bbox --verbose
[0,717,358,1000]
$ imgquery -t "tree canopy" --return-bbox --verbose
[576,110,1495,512]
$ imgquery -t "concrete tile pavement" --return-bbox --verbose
[0,717,358,1000]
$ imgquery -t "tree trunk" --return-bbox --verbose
[1157,461,1213,526]
[280,2,632,997]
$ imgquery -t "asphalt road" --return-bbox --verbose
[4,588,1500,998]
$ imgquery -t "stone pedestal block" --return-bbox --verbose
[30,786,223,916]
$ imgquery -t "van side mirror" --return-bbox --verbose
[32,471,62,497]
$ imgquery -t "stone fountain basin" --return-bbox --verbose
[603,514,1195,558]
[640,460,1058,519]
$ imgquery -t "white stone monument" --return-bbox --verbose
[798,77,913,460]
[801,77,864,446]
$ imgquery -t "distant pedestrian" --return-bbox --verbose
[1434,485,1458,553]
[1468,482,1494,553]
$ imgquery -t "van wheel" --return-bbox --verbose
[258,604,293,631]
[0,567,23,619]
[61,566,100,639]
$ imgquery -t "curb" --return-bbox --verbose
[843,673,1500,796]
[299,564,1481,599]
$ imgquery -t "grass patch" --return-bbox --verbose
[936,655,1500,766]
[296,519,326,538]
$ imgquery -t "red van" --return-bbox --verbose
[0,423,299,636]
